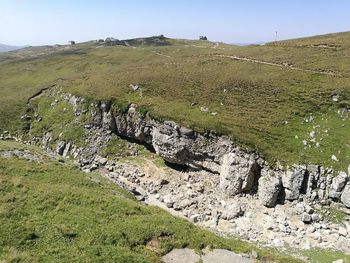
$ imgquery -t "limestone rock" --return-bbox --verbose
[329,171,348,199]
[56,141,66,155]
[258,170,282,207]
[301,213,312,223]
[162,248,200,263]
[282,166,306,200]
[340,183,350,208]
[163,194,175,208]
[219,153,258,196]
[202,249,254,263]
[42,132,52,149]
[94,155,108,166]
[221,203,244,220]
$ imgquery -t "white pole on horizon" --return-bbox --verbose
[275,31,278,42]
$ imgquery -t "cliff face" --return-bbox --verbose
[18,88,350,209]
[85,98,350,208]
[12,89,350,252]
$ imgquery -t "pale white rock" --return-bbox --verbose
[341,183,350,208]
[282,166,306,200]
[219,153,258,196]
[258,170,282,207]
[329,171,348,199]
[331,155,339,162]
[221,203,244,220]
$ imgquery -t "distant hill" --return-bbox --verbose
[0,43,24,52]
[230,41,265,46]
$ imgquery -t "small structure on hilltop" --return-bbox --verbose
[105,37,124,46]
[69,40,76,45]
[199,36,208,40]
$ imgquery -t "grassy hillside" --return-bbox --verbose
[0,140,303,263]
[0,33,350,169]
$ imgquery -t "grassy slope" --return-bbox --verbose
[0,140,303,263]
[0,34,349,170]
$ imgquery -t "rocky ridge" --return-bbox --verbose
[6,88,350,255]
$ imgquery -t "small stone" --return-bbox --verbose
[304,205,314,214]
[311,214,320,222]
[163,194,174,208]
[200,106,209,112]
[338,227,348,237]
[251,250,258,259]
[221,203,244,220]
[307,226,316,233]
[95,155,108,166]
[331,155,338,162]
[190,214,201,223]
[301,213,312,224]
[89,163,98,171]
[158,178,169,185]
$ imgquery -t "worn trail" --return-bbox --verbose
[214,54,341,77]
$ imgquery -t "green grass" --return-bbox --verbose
[27,90,88,147]
[1,33,350,170]
[0,141,302,263]
[316,206,348,224]
[304,248,350,263]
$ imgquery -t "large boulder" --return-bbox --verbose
[258,170,282,207]
[152,122,190,165]
[219,153,258,196]
[329,171,348,199]
[341,183,350,208]
[282,166,306,200]
[42,132,52,149]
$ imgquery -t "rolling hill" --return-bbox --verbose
[1,33,350,262]
[0,43,24,52]
[0,33,349,170]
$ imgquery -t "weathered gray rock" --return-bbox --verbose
[62,142,71,157]
[111,104,234,173]
[282,166,306,200]
[301,212,312,223]
[258,170,282,207]
[163,194,175,208]
[94,155,108,166]
[341,183,350,208]
[42,132,52,149]
[329,171,348,199]
[56,141,66,155]
[0,150,40,162]
[221,203,244,220]
[162,248,200,263]
[305,165,319,196]
[202,249,254,263]
[219,153,259,196]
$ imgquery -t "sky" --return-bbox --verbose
[0,0,350,46]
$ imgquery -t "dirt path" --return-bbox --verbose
[214,54,341,77]
[152,51,172,58]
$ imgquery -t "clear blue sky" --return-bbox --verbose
[1,0,350,46]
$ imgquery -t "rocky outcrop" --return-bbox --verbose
[341,183,350,208]
[110,104,233,173]
[219,153,259,196]
[329,172,348,199]
[281,165,307,201]
[258,170,282,207]
[26,89,350,209]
